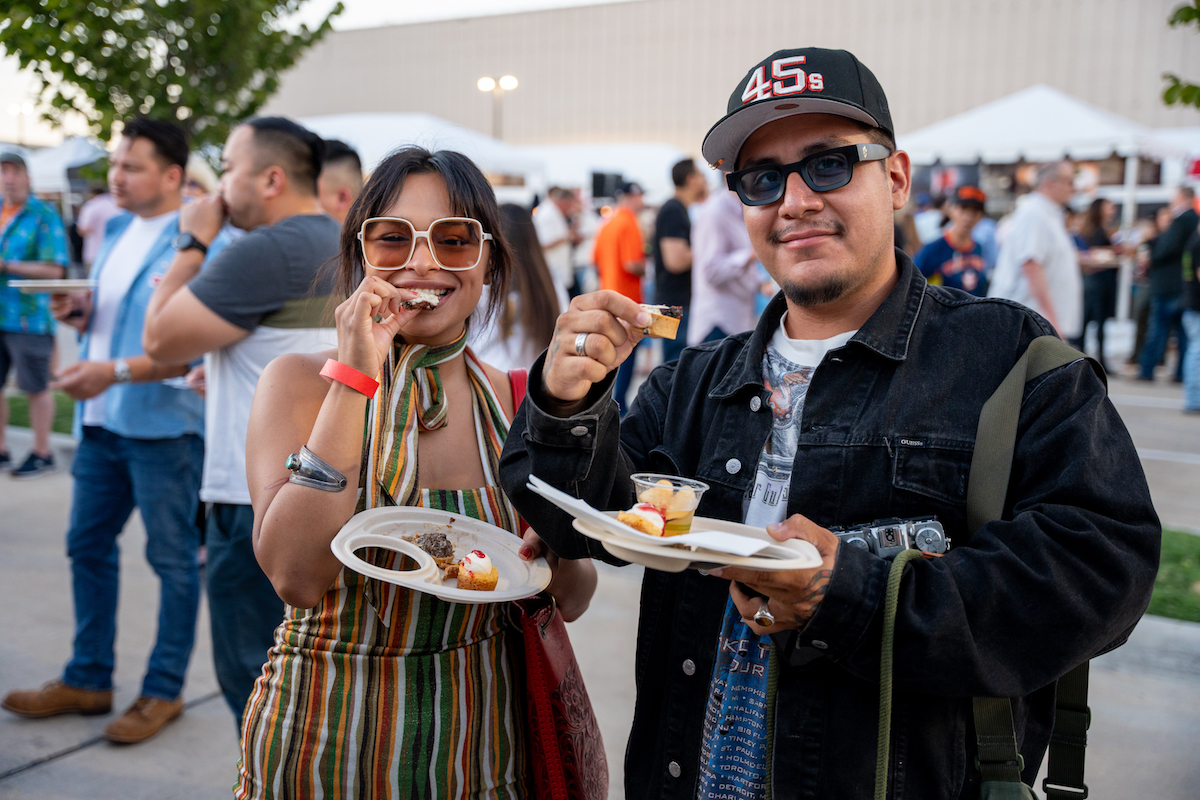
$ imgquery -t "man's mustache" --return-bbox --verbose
[768,220,846,245]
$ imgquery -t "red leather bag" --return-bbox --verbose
[513,595,609,800]
[508,369,608,800]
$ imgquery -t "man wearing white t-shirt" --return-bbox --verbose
[3,119,205,745]
[535,186,582,296]
[502,47,1157,799]
[988,161,1082,339]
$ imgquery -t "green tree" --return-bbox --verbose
[1164,0,1200,109]
[0,0,343,149]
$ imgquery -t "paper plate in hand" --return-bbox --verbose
[572,515,822,574]
[331,507,551,604]
[7,279,96,294]
[526,474,694,548]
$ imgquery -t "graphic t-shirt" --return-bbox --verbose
[698,319,855,799]
[915,233,988,296]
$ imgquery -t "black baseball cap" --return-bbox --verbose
[702,48,894,172]
[615,181,643,197]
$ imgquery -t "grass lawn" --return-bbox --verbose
[3,390,75,435]
[1147,528,1200,624]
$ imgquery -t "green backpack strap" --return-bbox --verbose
[874,336,1101,800]
[966,336,1101,799]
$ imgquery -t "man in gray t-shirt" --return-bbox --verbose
[143,117,339,721]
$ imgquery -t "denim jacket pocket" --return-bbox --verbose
[890,438,972,509]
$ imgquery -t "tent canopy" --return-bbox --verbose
[297,112,543,178]
[898,85,1174,166]
[1,138,108,194]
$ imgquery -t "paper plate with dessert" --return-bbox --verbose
[526,474,821,572]
[330,507,552,603]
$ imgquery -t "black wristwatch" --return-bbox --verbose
[172,231,209,256]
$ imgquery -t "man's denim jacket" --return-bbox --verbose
[500,250,1160,800]
[74,212,204,440]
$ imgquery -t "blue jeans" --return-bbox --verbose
[63,427,203,700]
[206,503,284,721]
[1139,295,1188,381]
[1183,310,1200,411]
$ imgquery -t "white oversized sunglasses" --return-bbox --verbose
[357,216,493,271]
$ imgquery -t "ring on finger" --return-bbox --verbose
[752,598,775,628]
[574,332,589,357]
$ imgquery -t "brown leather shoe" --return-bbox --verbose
[103,695,185,744]
[2,679,113,718]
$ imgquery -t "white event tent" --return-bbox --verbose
[297,112,543,203]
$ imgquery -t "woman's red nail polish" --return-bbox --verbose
[519,547,533,559]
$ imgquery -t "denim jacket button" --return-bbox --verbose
[569,425,588,437]
[682,659,696,676]
[668,761,682,778]
[725,458,741,475]
[749,396,762,412]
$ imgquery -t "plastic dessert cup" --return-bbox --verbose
[630,473,710,536]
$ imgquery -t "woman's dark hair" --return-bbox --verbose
[498,203,561,348]
[1081,198,1109,241]
[336,147,512,328]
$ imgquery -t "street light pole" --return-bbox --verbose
[477,75,518,140]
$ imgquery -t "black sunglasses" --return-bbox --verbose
[726,143,893,206]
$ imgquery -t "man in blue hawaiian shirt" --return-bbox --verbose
[0,150,69,478]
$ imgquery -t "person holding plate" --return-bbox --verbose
[499,47,1158,800]
[234,147,597,799]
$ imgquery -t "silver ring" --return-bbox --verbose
[752,598,775,628]
[574,331,589,357]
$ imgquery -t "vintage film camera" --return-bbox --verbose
[828,516,949,560]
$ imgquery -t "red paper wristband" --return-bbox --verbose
[320,359,379,398]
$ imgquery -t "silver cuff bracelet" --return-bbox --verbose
[285,445,347,492]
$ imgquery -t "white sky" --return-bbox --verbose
[0,0,634,147]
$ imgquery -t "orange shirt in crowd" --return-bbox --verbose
[593,206,644,303]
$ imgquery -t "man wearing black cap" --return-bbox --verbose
[914,184,990,296]
[500,47,1158,799]
[142,116,340,721]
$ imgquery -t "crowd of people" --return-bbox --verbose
[0,41,1178,800]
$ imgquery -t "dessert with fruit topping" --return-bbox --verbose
[616,502,667,536]
[456,550,499,591]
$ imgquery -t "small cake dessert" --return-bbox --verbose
[404,528,456,568]
[402,288,443,310]
[456,550,499,591]
[637,304,683,339]
[616,502,666,536]
[634,478,701,536]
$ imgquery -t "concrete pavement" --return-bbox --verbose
[1,366,1198,799]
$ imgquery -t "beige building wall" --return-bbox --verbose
[263,0,1200,159]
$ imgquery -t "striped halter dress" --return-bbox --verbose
[236,334,529,799]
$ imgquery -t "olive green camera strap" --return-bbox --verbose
[875,336,1102,800]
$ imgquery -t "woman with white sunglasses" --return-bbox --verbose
[235,147,597,798]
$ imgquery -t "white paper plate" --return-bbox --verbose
[331,507,551,604]
[573,515,822,573]
[7,279,96,294]
[527,474,695,549]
